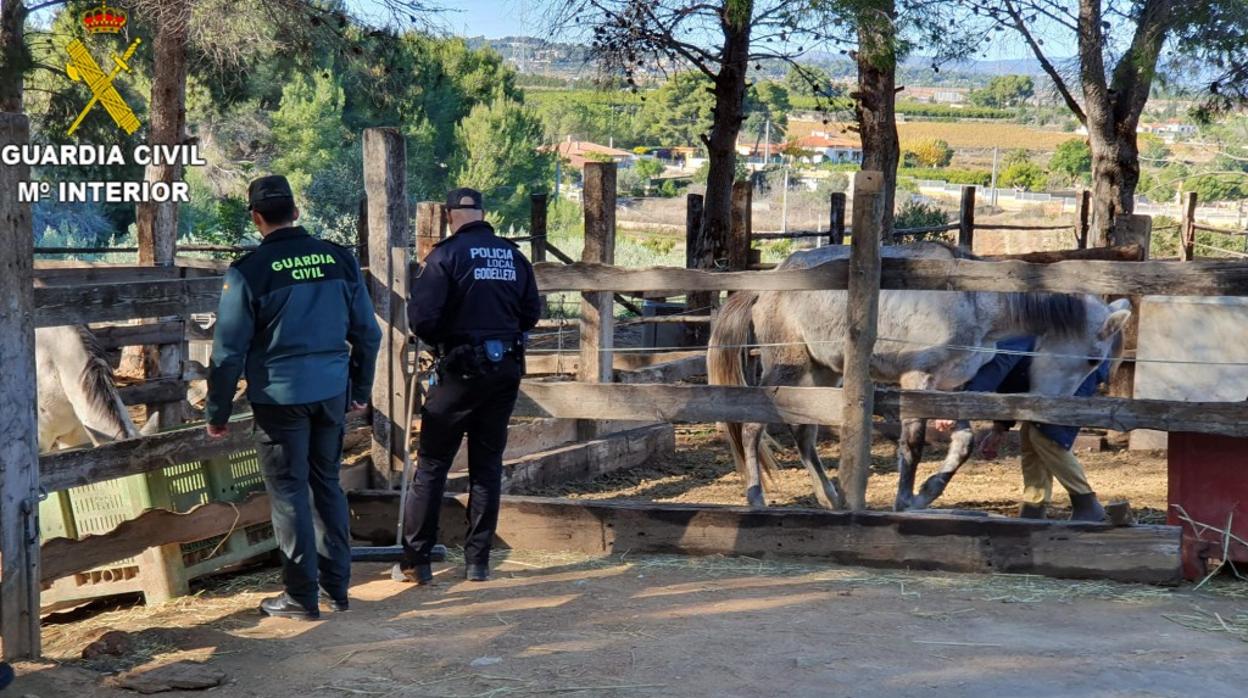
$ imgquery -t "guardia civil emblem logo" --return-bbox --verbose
[65,1,142,137]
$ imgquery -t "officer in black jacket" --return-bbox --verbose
[399,188,541,584]
[207,175,382,619]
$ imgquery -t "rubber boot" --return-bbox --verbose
[1018,503,1046,520]
[1069,492,1107,522]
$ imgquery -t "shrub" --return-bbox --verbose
[892,199,951,243]
[999,162,1048,191]
[902,138,954,167]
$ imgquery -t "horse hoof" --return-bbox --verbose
[912,474,951,509]
[745,486,766,510]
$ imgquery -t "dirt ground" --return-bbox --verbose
[517,426,1172,523]
[14,549,1248,698]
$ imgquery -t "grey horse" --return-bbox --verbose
[707,242,1131,511]
[36,325,142,451]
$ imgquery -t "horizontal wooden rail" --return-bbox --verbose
[534,258,1248,296]
[93,320,186,350]
[892,223,959,236]
[347,493,1182,584]
[39,418,254,493]
[1193,224,1248,237]
[514,381,1248,438]
[525,350,703,375]
[41,493,271,583]
[975,224,1074,231]
[34,277,222,327]
[117,378,188,407]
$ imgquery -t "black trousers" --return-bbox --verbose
[402,355,521,567]
[253,392,350,610]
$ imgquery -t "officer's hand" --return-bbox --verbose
[930,419,956,432]
[206,424,229,439]
[347,400,369,416]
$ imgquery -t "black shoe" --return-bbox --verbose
[430,543,448,562]
[260,593,320,620]
[1018,503,1047,519]
[393,563,433,585]
[0,661,14,691]
[1070,492,1107,522]
[319,588,350,613]
[465,563,490,582]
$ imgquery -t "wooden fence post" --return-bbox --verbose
[1107,214,1152,416]
[0,112,41,659]
[841,171,885,512]
[529,193,548,318]
[364,128,412,489]
[1075,190,1091,250]
[685,193,709,345]
[958,185,976,251]
[829,192,846,246]
[578,162,616,439]
[729,181,753,270]
[356,196,369,262]
[1180,191,1197,262]
[415,201,447,262]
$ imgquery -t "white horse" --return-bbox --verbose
[36,325,142,452]
[707,242,1131,511]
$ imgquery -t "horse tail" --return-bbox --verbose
[707,291,778,478]
[62,326,139,443]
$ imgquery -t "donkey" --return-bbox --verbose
[707,241,1131,511]
[36,325,142,452]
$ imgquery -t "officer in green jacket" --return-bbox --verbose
[206,175,382,620]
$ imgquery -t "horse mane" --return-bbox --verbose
[1002,293,1089,339]
[75,326,134,438]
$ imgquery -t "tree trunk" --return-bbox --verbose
[853,0,898,237]
[0,0,29,112]
[124,1,191,399]
[135,0,190,267]
[1086,123,1141,246]
[696,12,751,275]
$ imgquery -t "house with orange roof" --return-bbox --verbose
[789,131,863,165]
[545,138,637,169]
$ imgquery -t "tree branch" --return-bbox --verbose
[1003,0,1086,123]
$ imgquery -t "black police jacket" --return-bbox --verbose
[408,220,541,347]
[206,226,382,425]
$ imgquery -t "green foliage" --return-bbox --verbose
[1138,133,1171,163]
[692,159,748,184]
[658,179,683,197]
[1188,172,1248,202]
[638,72,715,147]
[999,162,1048,191]
[902,138,954,167]
[893,200,951,242]
[639,237,677,257]
[785,65,834,99]
[452,94,553,230]
[969,75,1035,108]
[1003,148,1032,166]
[893,102,1014,120]
[898,167,992,186]
[1049,139,1093,179]
[271,71,351,204]
[634,157,665,179]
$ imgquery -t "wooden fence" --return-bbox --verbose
[8,121,1248,658]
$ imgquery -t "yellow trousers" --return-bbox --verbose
[1019,422,1094,506]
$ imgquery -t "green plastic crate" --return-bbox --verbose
[40,449,276,608]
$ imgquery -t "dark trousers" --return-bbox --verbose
[402,356,521,567]
[253,392,350,610]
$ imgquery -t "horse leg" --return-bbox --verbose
[894,372,935,512]
[911,425,977,509]
[793,423,844,510]
[741,422,767,509]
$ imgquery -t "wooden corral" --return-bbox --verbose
[346,492,1183,585]
[9,112,1248,659]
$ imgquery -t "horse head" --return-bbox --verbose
[1027,297,1132,397]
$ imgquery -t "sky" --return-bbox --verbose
[355,0,1063,63]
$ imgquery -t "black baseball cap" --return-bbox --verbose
[248,175,294,211]
[446,187,483,210]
